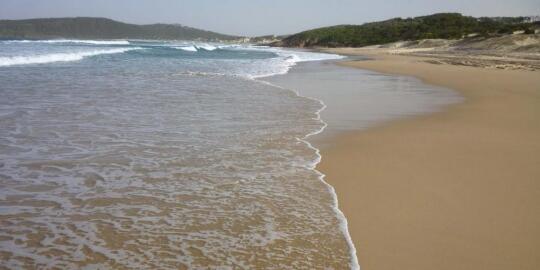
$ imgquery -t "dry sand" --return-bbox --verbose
[319,48,540,270]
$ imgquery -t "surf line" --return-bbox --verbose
[255,76,361,270]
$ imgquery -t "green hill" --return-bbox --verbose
[0,17,240,41]
[277,13,538,47]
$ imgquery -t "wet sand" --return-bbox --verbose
[319,49,540,270]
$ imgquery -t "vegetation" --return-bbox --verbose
[278,13,539,47]
[0,17,240,41]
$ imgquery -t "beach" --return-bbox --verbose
[2,5,540,269]
[1,39,539,269]
[316,49,540,270]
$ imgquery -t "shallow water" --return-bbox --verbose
[0,40,354,269]
[0,40,461,269]
[265,60,463,141]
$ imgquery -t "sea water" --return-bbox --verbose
[0,40,358,269]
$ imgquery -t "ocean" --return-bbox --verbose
[0,40,357,269]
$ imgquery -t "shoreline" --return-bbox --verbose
[260,66,361,270]
[263,57,461,269]
[317,49,540,269]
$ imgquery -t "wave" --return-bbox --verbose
[196,44,218,51]
[247,48,344,79]
[168,45,344,79]
[276,48,345,63]
[212,45,343,79]
[176,71,228,77]
[174,45,198,52]
[0,47,141,67]
[171,44,219,52]
[164,43,218,52]
[3,39,131,45]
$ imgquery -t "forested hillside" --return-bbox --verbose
[0,17,240,41]
[277,13,538,47]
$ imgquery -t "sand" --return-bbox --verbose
[318,48,540,270]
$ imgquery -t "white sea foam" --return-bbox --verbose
[196,44,218,51]
[240,46,345,78]
[257,78,361,270]
[0,47,141,67]
[162,43,217,52]
[252,46,359,269]
[177,71,228,77]
[3,39,131,45]
[174,45,198,52]
[302,111,361,270]
[165,44,344,79]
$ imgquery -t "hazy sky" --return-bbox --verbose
[1,0,539,36]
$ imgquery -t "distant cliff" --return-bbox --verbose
[0,17,241,41]
[276,13,539,48]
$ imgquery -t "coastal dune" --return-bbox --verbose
[320,50,540,270]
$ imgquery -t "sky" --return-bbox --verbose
[1,0,539,36]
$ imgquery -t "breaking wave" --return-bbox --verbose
[174,45,198,52]
[196,44,218,51]
[3,39,131,45]
[0,47,141,67]
[173,44,218,52]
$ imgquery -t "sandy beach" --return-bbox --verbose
[3,3,540,268]
[317,48,540,270]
